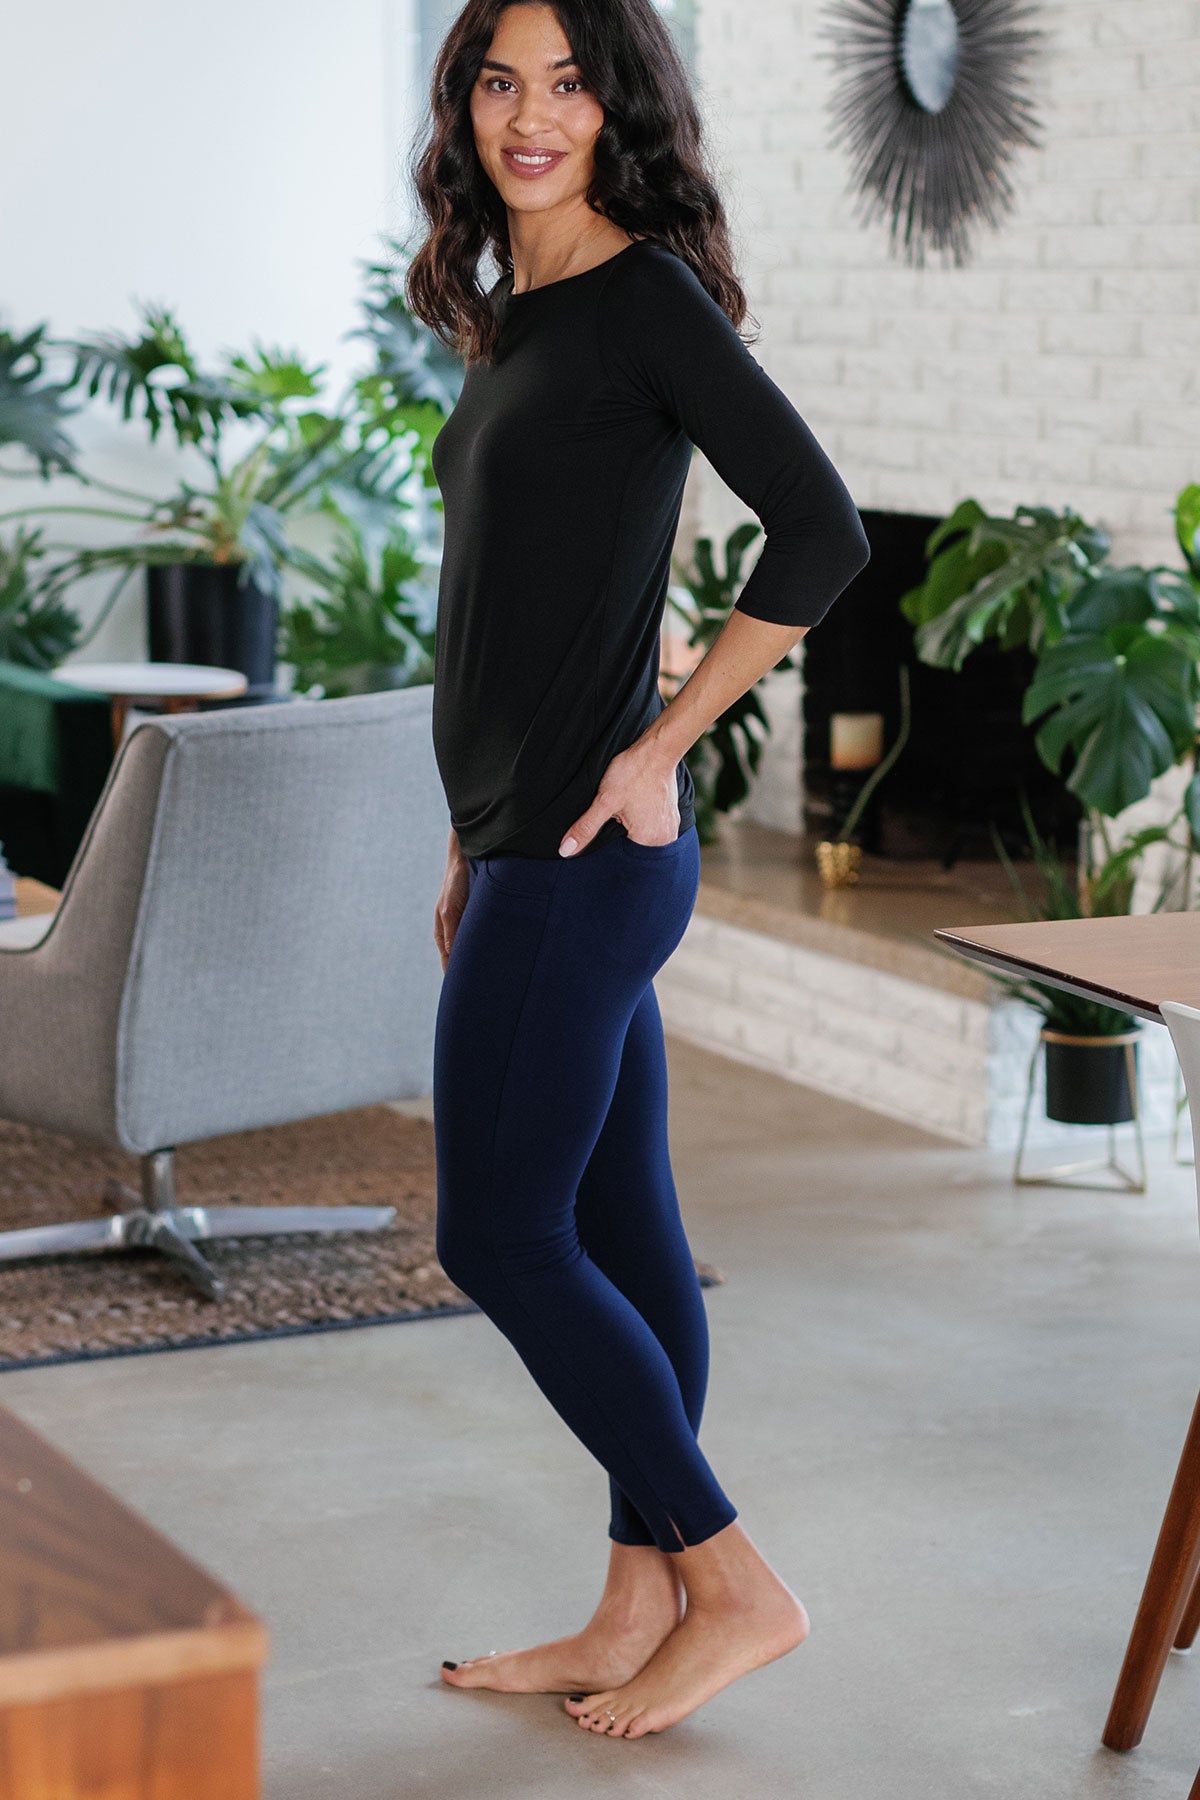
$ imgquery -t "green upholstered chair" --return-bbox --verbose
[0,661,114,888]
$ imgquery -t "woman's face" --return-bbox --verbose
[470,4,605,219]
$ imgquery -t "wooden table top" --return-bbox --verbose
[0,1404,267,1707]
[14,877,60,918]
[933,913,1200,1024]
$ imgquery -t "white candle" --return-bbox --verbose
[830,712,884,771]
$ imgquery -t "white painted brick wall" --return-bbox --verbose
[694,0,1200,561]
[659,911,983,1142]
[735,665,803,835]
[690,0,1200,835]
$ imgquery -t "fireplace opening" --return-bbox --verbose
[802,508,1083,868]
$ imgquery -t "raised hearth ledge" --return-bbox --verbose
[692,874,991,1003]
[654,824,1179,1150]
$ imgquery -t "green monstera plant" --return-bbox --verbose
[1021,560,1200,819]
[901,487,1200,830]
[899,499,1109,670]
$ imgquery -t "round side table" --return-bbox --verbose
[55,661,249,750]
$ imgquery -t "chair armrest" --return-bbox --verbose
[0,935,120,1144]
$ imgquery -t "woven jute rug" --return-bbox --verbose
[0,1108,723,1372]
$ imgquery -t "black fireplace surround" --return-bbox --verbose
[802,508,1082,867]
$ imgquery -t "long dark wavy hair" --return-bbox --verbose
[403,0,756,366]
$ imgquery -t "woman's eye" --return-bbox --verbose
[482,76,587,94]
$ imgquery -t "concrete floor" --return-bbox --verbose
[4,1036,1200,1799]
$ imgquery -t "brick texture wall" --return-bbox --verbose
[687,0,1200,836]
[697,0,1198,562]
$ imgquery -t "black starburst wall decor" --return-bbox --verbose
[817,0,1047,268]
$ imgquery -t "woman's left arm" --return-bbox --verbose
[559,249,870,855]
[559,612,807,854]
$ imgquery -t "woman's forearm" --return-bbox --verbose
[639,609,809,771]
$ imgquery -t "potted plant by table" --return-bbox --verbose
[991,792,1197,1129]
[904,485,1200,1123]
[994,804,1141,1126]
[1027,1003,1141,1128]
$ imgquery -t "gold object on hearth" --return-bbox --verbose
[816,840,862,887]
[814,666,912,891]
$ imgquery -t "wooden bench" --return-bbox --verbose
[0,1402,268,1798]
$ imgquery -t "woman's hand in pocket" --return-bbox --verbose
[558,741,679,855]
[434,836,471,972]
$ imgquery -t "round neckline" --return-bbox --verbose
[505,237,650,301]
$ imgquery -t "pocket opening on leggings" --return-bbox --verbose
[482,853,562,898]
[618,827,690,856]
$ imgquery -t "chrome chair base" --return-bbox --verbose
[0,1148,396,1301]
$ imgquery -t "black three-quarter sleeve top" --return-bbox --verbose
[429,236,871,861]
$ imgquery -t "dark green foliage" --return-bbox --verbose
[1021,565,1200,819]
[349,240,466,445]
[280,524,435,698]
[0,327,80,477]
[0,528,82,669]
[988,792,1194,1036]
[668,522,795,841]
[63,304,274,446]
[1176,482,1200,582]
[903,492,1200,822]
[0,243,461,667]
[899,499,1109,668]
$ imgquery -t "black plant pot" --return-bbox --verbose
[1042,1027,1140,1126]
[146,562,278,698]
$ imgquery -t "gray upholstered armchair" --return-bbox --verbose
[0,687,447,1300]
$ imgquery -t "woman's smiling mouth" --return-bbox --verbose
[502,146,567,177]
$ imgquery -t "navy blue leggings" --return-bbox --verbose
[432,823,738,1553]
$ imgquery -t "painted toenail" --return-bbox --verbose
[442,1661,458,1670]
[568,1694,584,1702]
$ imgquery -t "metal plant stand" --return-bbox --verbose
[1013,1032,1146,1193]
[0,1148,396,1301]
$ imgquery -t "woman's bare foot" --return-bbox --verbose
[439,1542,684,1695]
[563,1522,808,1737]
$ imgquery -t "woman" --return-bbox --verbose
[406,0,870,1741]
